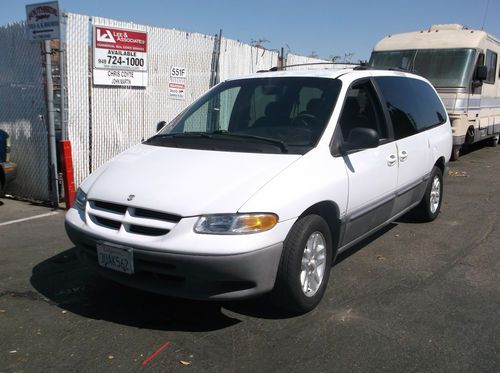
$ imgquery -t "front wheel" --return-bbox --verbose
[272,214,332,314]
[413,166,443,222]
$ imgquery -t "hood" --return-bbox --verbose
[84,144,301,217]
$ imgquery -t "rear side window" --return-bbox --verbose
[375,76,447,139]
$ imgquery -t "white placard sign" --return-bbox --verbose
[25,1,60,41]
[168,82,186,100]
[93,26,148,87]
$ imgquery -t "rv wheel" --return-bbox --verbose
[489,135,499,147]
[450,146,461,161]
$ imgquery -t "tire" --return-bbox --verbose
[272,214,333,314]
[489,135,499,147]
[413,166,443,222]
[450,146,460,161]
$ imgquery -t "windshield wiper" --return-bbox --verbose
[149,132,213,140]
[148,130,288,153]
[211,130,288,153]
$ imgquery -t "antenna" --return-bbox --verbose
[481,0,490,30]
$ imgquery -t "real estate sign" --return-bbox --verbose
[93,26,148,87]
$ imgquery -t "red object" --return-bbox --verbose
[141,341,171,366]
[59,140,76,209]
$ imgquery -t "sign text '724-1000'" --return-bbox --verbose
[93,26,148,87]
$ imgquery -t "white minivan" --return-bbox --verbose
[65,68,452,313]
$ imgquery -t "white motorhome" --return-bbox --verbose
[370,24,500,160]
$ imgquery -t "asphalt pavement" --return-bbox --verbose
[1,143,499,372]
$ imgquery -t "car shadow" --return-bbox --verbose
[460,138,497,158]
[30,248,242,332]
[31,224,398,328]
[333,223,397,265]
[224,223,398,319]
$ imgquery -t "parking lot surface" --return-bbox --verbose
[1,144,499,372]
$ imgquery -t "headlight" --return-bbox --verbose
[194,213,278,234]
[74,188,87,210]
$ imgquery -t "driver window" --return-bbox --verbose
[339,81,387,140]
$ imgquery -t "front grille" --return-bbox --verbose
[94,216,121,229]
[88,199,181,237]
[93,200,127,214]
[129,225,169,236]
[134,208,181,222]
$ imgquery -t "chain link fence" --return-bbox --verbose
[1,14,331,201]
[0,22,50,201]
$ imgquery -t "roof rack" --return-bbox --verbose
[353,65,413,73]
[257,62,360,73]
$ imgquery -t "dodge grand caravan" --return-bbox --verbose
[65,68,452,313]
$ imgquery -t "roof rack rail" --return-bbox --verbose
[353,65,413,73]
[257,62,360,72]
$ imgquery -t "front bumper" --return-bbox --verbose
[65,219,285,300]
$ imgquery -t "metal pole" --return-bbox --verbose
[209,29,222,88]
[60,46,67,140]
[44,39,59,206]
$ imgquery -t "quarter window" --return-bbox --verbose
[485,49,497,84]
[375,77,447,139]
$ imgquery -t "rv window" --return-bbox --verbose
[370,48,476,88]
[485,50,497,84]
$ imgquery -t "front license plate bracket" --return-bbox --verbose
[96,242,134,275]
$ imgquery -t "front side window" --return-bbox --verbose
[338,80,387,141]
[149,77,342,154]
[485,49,497,84]
[370,48,477,88]
[375,77,447,139]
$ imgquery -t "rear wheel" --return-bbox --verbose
[272,214,332,314]
[413,166,443,222]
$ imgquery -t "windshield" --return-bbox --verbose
[370,48,477,88]
[147,77,342,154]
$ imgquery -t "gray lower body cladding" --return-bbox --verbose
[65,221,283,300]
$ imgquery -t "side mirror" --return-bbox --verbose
[342,127,379,152]
[475,65,488,81]
[156,121,166,132]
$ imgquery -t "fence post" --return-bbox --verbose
[43,40,60,206]
[209,29,222,88]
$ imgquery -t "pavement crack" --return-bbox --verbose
[0,290,55,305]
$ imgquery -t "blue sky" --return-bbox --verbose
[4,0,499,61]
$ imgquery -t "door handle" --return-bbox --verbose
[399,150,408,162]
[387,154,397,167]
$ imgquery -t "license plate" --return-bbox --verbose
[96,242,134,275]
